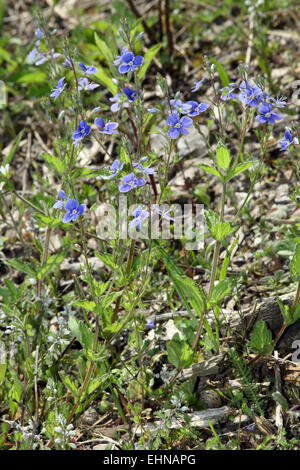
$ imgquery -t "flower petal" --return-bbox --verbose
[65,198,78,211]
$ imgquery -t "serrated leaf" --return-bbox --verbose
[59,372,79,399]
[95,253,115,270]
[210,222,235,241]
[137,43,161,80]
[87,376,105,395]
[279,298,300,326]
[35,214,64,229]
[226,161,256,181]
[210,279,233,305]
[3,258,36,277]
[204,209,220,231]
[166,336,194,369]
[216,145,230,171]
[42,153,66,174]
[199,164,223,180]
[37,251,66,280]
[249,320,274,355]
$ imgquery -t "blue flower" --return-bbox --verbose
[191,77,206,92]
[133,157,155,176]
[123,88,140,102]
[72,120,91,146]
[166,112,193,139]
[152,204,174,221]
[63,198,86,223]
[94,117,119,134]
[53,190,66,209]
[34,49,61,66]
[114,46,128,65]
[279,129,298,151]
[50,77,66,100]
[78,62,98,74]
[170,99,192,114]
[35,28,44,39]
[239,80,266,107]
[78,77,99,91]
[27,44,39,63]
[119,173,146,192]
[270,97,289,108]
[103,159,124,179]
[130,206,150,230]
[118,51,144,74]
[186,101,209,116]
[110,93,129,112]
[220,83,238,101]
[146,318,155,330]
[148,108,159,113]
[256,102,282,125]
[63,56,72,68]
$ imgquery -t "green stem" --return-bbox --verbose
[192,182,226,350]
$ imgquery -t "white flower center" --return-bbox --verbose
[265,113,271,118]
[72,209,77,214]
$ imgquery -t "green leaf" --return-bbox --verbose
[87,376,105,395]
[94,32,116,76]
[216,145,230,171]
[198,164,223,180]
[226,161,255,181]
[279,299,300,326]
[94,66,118,95]
[137,43,162,80]
[210,222,235,242]
[4,130,24,165]
[68,316,94,352]
[209,57,229,87]
[249,320,274,355]
[37,251,66,280]
[167,335,194,369]
[290,244,300,282]
[272,391,289,411]
[42,153,66,174]
[204,209,220,231]
[18,71,47,84]
[210,279,233,305]
[3,258,36,277]
[95,253,116,270]
[35,214,64,229]
[59,372,79,399]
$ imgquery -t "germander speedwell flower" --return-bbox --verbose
[63,199,86,223]
[118,51,144,74]
[256,102,282,125]
[50,77,66,100]
[72,120,91,146]
[166,112,193,139]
